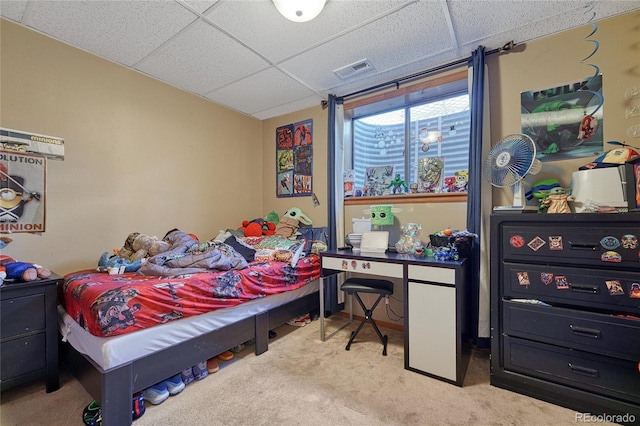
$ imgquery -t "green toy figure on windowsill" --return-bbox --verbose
[387,173,408,194]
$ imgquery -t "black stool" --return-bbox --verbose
[340,277,394,356]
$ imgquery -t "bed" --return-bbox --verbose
[57,229,323,425]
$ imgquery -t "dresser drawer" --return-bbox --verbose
[0,333,46,380]
[502,262,640,313]
[1,294,46,339]
[502,224,640,268]
[504,336,640,405]
[503,301,640,361]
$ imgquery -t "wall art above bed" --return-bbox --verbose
[276,119,313,198]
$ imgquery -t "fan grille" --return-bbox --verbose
[485,134,536,187]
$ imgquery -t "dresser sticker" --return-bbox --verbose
[548,236,563,250]
[362,262,371,269]
[555,275,569,289]
[510,235,525,248]
[601,251,622,263]
[351,260,357,269]
[527,236,546,251]
[630,283,640,299]
[540,272,553,285]
[517,272,530,286]
[342,260,349,270]
[621,234,638,249]
[605,280,625,296]
[600,236,620,250]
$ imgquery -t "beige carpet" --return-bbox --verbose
[0,316,609,426]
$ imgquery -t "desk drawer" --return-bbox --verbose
[504,336,640,405]
[322,256,403,278]
[1,294,46,339]
[502,262,640,313]
[503,301,640,361]
[408,265,455,285]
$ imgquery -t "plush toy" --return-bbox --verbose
[117,232,171,262]
[0,255,51,283]
[97,252,145,274]
[239,218,276,237]
[274,207,312,238]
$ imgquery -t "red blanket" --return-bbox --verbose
[60,255,320,337]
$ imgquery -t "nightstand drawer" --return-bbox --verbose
[0,333,46,380]
[502,262,640,314]
[503,301,640,361]
[504,336,640,405]
[1,294,46,339]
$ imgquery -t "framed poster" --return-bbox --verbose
[521,75,603,162]
[276,119,313,197]
[0,151,46,232]
[625,157,640,211]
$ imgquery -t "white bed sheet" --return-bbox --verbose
[58,280,319,371]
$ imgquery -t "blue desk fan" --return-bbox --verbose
[485,133,541,211]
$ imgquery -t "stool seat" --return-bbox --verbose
[339,278,394,355]
[340,278,394,295]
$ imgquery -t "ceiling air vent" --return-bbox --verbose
[334,59,374,79]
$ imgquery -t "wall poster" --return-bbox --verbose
[0,151,46,233]
[521,74,604,162]
[276,119,313,198]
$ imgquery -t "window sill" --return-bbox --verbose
[343,192,467,206]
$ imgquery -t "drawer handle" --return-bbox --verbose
[568,363,599,378]
[569,324,601,339]
[568,283,600,294]
[568,241,598,251]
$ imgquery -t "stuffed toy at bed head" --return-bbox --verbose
[117,232,171,261]
[274,207,313,238]
[239,218,276,237]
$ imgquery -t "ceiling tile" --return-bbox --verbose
[135,19,271,95]
[0,0,29,22]
[24,1,199,66]
[204,67,318,115]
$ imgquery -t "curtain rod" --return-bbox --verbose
[336,41,515,102]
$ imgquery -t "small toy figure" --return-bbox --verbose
[395,222,423,254]
[540,187,575,213]
[386,173,408,194]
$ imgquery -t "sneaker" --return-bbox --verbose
[82,400,101,426]
[192,361,209,380]
[142,382,169,405]
[206,357,220,373]
[269,330,277,339]
[132,392,145,420]
[181,367,195,386]
[287,315,307,327]
[230,343,245,353]
[165,374,185,396]
[303,313,311,324]
[216,350,234,361]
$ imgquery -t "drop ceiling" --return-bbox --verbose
[1,1,638,120]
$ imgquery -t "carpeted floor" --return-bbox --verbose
[0,316,613,425]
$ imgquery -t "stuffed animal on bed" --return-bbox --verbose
[239,218,276,237]
[117,232,171,262]
[274,207,312,238]
[97,252,146,274]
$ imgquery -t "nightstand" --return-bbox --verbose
[1,274,61,393]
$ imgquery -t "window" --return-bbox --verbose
[346,73,470,198]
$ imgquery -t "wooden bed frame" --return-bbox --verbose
[60,288,320,425]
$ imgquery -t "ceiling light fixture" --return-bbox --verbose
[273,0,327,23]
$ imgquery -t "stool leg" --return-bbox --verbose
[346,293,389,355]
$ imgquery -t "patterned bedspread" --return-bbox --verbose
[59,255,320,337]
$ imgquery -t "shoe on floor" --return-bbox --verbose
[181,367,195,386]
[142,381,169,405]
[230,343,245,353]
[206,357,220,373]
[82,400,101,426]
[269,330,277,339]
[303,313,311,324]
[216,350,234,361]
[165,374,185,395]
[192,361,209,380]
[132,392,145,420]
[287,315,307,327]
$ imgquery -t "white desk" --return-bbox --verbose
[320,249,470,386]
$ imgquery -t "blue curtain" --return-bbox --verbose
[467,46,487,348]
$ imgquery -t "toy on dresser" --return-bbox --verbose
[0,238,52,285]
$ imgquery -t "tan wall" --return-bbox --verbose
[0,19,263,274]
[488,11,640,206]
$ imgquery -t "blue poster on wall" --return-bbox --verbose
[276,119,313,198]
